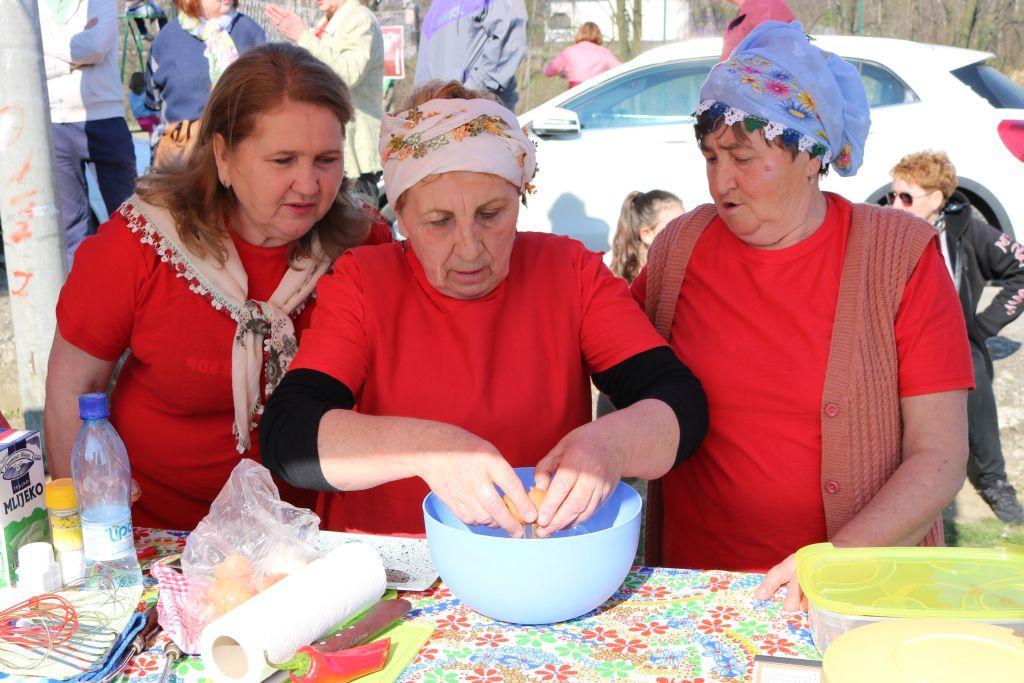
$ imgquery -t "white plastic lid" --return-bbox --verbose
[16,542,62,594]
[18,541,55,567]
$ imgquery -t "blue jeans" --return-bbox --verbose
[52,118,136,268]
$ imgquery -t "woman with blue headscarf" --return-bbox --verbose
[634,22,974,608]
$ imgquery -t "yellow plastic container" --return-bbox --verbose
[796,543,1024,652]
[822,619,1024,682]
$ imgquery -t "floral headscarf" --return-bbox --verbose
[698,21,870,176]
[379,97,537,208]
[179,10,240,87]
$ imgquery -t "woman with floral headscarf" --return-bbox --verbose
[634,22,973,606]
[261,81,708,539]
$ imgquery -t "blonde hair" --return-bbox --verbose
[611,190,682,283]
[890,150,959,202]
[136,43,369,265]
[575,22,602,45]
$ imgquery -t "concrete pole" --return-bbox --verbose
[0,0,68,431]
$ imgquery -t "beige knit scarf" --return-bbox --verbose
[125,196,331,453]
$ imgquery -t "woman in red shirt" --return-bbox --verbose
[261,80,708,539]
[636,22,973,607]
[44,44,391,531]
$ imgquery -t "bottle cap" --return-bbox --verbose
[78,392,109,419]
[44,478,78,510]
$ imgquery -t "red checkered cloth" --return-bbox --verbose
[152,564,204,654]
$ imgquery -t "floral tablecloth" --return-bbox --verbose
[120,529,821,682]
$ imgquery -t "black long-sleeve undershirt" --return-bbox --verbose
[259,347,708,491]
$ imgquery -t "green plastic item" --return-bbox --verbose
[796,542,1024,620]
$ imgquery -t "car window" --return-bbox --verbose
[562,59,717,130]
[846,59,918,107]
[952,62,1024,109]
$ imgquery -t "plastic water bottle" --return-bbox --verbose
[70,393,142,587]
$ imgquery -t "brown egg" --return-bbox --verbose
[503,487,548,525]
[213,552,254,581]
[207,578,256,616]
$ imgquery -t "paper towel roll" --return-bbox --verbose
[199,542,387,683]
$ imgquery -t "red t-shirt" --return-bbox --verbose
[291,232,667,535]
[56,206,392,531]
[632,194,973,571]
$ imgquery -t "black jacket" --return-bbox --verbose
[942,190,1024,372]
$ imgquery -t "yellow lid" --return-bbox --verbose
[822,619,1024,683]
[44,478,79,510]
[796,543,1024,620]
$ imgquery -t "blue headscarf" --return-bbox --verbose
[697,21,870,176]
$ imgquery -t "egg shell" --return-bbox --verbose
[503,486,547,524]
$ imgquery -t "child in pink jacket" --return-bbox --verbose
[544,22,620,89]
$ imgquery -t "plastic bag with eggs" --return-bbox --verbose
[182,459,321,628]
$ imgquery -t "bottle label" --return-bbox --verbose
[81,516,134,561]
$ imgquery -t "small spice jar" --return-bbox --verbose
[44,478,85,584]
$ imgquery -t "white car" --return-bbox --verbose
[517,35,1024,250]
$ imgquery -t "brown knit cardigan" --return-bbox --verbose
[641,201,945,566]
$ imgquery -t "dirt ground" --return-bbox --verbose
[2,279,1022,529]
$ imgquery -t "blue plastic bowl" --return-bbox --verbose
[423,467,642,624]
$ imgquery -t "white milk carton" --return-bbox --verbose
[0,430,50,587]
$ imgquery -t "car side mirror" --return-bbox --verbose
[531,108,581,137]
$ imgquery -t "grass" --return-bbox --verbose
[945,518,1024,547]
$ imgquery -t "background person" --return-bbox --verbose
[265,0,385,205]
[261,81,708,539]
[129,72,160,133]
[636,21,973,608]
[414,0,527,110]
[543,22,621,90]
[721,0,794,60]
[39,0,137,266]
[44,44,391,531]
[611,190,684,284]
[146,0,265,170]
[598,189,684,419]
[889,150,1024,525]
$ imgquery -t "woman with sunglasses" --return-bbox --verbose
[890,150,1024,525]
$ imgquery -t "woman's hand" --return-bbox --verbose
[417,433,534,538]
[265,5,307,42]
[532,420,627,538]
[755,554,807,612]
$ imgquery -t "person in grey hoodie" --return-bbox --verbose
[414,0,527,110]
[39,0,137,266]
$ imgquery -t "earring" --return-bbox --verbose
[808,175,815,184]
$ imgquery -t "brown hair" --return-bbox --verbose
[173,0,239,18]
[401,79,497,110]
[611,190,682,283]
[695,109,830,176]
[393,80,499,212]
[890,150,958,202]
[136,43,369,265]
[575,22,603,45]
